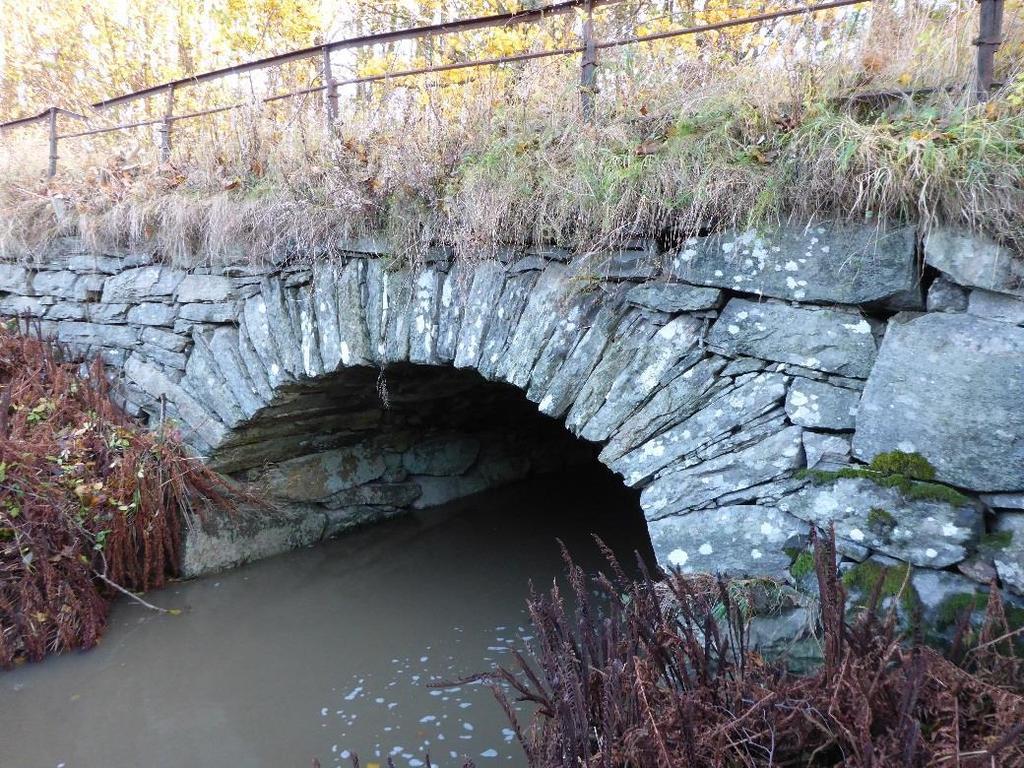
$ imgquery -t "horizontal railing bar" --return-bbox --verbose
[333,44,585,87]
[594,0,873,51]
[1,107,89,130]
[88,0,620,111]
[49,0,879,140]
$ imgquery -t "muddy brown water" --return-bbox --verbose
[1,467,653,768]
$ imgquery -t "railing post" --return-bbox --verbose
[323,46,339,125]
[47,107,58,178]
[580,0,597,121]
[975,0,1004,101]
[158,84,174,162]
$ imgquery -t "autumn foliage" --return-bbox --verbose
[483,533,1024,767]
[0,322,231,666]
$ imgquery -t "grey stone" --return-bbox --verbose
[127,302,177,326]
[183,503,325,577]
[87,303,130,323]
[101,266,184,303]
[209,327,267,418]
[852,313,1024,491]
[911,570,987,625]
[968,289,1024,325]
[926,276,969,312]
[924,228,1024,297]
[477,271,538,380]
[31,270,80,298]
[236,315,274,402]
[435,262,473,364]
[411,475,492,508]
[57,321,138,349]
[68,254,123,274]
[138,345,188,370]
[625,282,722,313]
[0,264,32,293]
[243,291,291,388]
[123,355,227,450]
[599,355,727,461]
[322,482,422,509]
[178,302,235,323]
[264,447,388,502]
[580,313,704,442]
[334,259,373,367]
[526,290,603,399]
[310,262,343,372]
[408,267,443,365]
[495,264,570,387]
[980,493,1024,510]
[648,505,808,579]
[176,274,236,303]
[381,268,414,364]
[45,302,87,321]
[402,435,480,476]
[287,286,324,379]
[323,505,405,539]
[777,478,978,567]
[583,250,660,281]
[564,310,661,435]
[992,512,1024,594]
[668,223,917,304]
[802,431,851,470]
[183,332,247,427]
[454,261,505,369]
[260,279,303,377]
[709,299,877,378]
[0,295,45,316]
[140,326,188,352]
[785,379,859,430]
[640,425,804,519]
[609,373,787,486]
[535,299,623,417]
[509,256,547,273]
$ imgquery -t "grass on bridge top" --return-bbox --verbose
[1,0,1024,268]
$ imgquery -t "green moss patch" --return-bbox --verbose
[796,451,970,506]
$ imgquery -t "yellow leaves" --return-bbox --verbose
[898,73,913,87]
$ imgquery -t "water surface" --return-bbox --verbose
[1,467,652,768]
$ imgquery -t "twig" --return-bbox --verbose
[93,570,173,614]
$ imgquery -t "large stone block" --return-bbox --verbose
[402,435,480,476]
[264,447,388,502]
[777,478,979,567]
[101,266,184,303]
[176,274,236,303]
[785,379,859,430]
[852,313,1024,491]
[0,264,32,294]
[669,223,917,304]
[708,299,877,378]
[992,512,1024,595]
[648,505,808,579]
[625,282,722,313]
[640,425,804,519]
[924,228,1024,297]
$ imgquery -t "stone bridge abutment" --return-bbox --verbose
[2,222,1023,607]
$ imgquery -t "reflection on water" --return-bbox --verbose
[0,466,652,768]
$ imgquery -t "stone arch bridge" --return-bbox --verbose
[2,222,1022,599]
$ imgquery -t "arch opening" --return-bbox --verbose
[185,362,653,575]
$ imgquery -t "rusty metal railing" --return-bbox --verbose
[0,0,1006,177]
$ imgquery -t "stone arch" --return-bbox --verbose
[121,255,815,576]
[18,222,1012,596]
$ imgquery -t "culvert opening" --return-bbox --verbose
[205,363,655,564]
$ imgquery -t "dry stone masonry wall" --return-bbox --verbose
[2,222,1023,615]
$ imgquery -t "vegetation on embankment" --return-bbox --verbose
[1,2,1023,267]
[0,323,231,667]
[469,533,1024,767]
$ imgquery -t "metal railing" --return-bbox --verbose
[0,0,1007,177]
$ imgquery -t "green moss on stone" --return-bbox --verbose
[790,550,815,580]
[795,452,969,506]
[867,507,896,536]
[981,530,1013,550]
[842,560,921,615]
[933,592,984,630]
[868,451,936,481]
